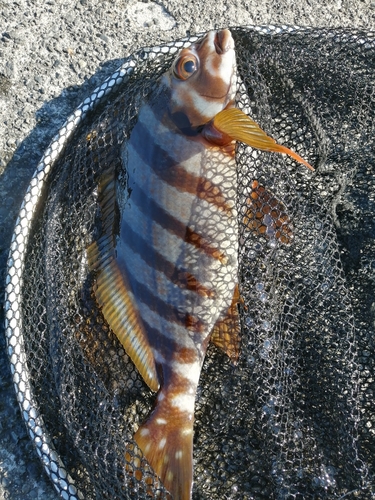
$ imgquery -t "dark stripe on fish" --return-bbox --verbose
[174,270,216,298]
[120,218,216,298]
[131,119,233,215]
[184,227,228,264]
[120,257,205,333]
[142,318,201,363]
[129,183,228,264]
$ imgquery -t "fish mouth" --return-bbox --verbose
[200,91,230,100]
[214,29,233,54]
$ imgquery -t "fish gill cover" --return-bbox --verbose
[4,26,375,499]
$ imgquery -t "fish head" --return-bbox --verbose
[162,29,237,130]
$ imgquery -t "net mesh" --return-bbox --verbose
[5,26,375,499]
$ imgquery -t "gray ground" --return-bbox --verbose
[0,1,374,499]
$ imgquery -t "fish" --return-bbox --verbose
[87,28,313,500]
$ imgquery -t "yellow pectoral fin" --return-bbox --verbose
[212,107,314,171]
[210,284,242,364]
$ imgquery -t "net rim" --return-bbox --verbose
[3,23,364,499]
[4,50,140,500]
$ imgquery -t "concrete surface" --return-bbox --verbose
[0,0,374,498]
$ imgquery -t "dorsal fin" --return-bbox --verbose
[87,167,159,392]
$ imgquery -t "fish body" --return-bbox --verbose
[88,29,241,500]
[125,96,239,499]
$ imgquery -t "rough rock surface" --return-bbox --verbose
[1,1,374,498]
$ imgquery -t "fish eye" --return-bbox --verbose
[173,55,199,80]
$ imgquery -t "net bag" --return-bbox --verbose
[4,26,375,499]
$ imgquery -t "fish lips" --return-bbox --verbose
[214,29,234,55]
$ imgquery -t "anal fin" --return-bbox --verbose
[210,284,241,363]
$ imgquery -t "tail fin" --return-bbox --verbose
[134,394,194,500]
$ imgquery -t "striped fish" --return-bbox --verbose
[88,29,241,500]
[87,28,313,500]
